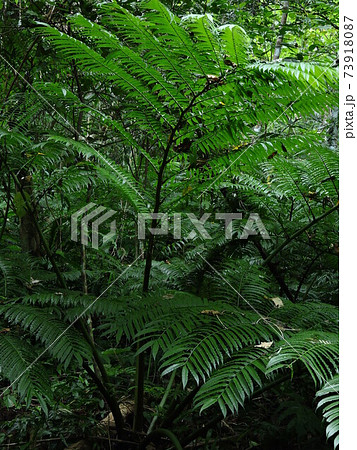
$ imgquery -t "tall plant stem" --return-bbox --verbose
[1,5,55,109]
[1,36,39,109]
[263,203,339,265]
[8,167,67,289]
[84,363,124,436]
[147,370,176,434]
[254,239,294,302]
[160,386,200,429]
[133,81,214,432]
[140,429,183,450]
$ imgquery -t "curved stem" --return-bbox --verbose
[148,370,176,434]
[134,80,218,432]
[160,385,200,429]
[83,363,124,436]
[1,37,39,109]
[263,204,339,266]
[141,429,183,450]
[294,250,324,301]
[8,166,67,288]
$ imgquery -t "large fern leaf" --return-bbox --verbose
[266,331,338,385]
[0,335,51,408]
[194,347,267,416]
[316,374,339,449]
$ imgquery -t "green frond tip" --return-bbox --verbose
[0,335,52,409]
[142,0,211,77]
[266,331,338,386]
[194,348,267,416]
[160,321,274,387]
[316,374,339,448]
[48,136,149,212]
[181,14,223,74]
[250,61,338,88]
[219,24,250,67]
[0,303,92,368]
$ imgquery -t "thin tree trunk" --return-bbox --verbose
[273,1,289,60]
[254,239,295,302]
[17,171,42,256]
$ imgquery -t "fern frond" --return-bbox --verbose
[143,0,212,78]
[38,24,173,128]
[182,14,223,74]
[251,61,338,89]
[219,24,250,67]
[69,14,187,110]
[0,250,34,297]
[48,136,149,212]
[100,2,195,91]
[269,301,338,333]
[0,335,51,407]
[159,318,274,386]
[316,374,339,449]
[194,347,267,416]
[266,331,338,385]
[0,304,92,368]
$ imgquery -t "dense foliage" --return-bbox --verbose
[0,0,338,448]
